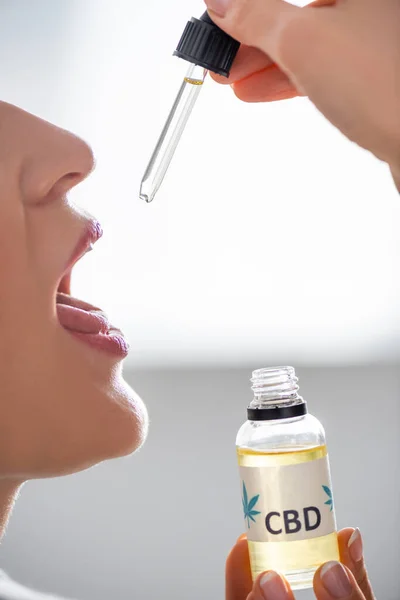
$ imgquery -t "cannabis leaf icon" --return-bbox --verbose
[323,485,333,511]
[242,481,261,529]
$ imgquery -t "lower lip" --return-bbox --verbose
[68,331,130,358]
[56,295,129,359]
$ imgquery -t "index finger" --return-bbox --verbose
[210,45,274,84]
[226,536,253,600]
[210,44,298,103]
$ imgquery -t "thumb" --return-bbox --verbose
[314,561,372,600]
[203,0,316,70]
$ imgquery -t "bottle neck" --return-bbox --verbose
[247,366,307,422]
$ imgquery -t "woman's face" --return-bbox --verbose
[0,101,148,479]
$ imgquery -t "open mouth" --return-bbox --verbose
[56,221,129,358]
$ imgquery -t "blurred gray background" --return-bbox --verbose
[1,1,400,599]
[0,367,399,600]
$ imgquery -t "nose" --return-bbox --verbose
[19,109,95,203]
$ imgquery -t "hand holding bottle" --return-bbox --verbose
[203,0,400,191]
[226,528,375,600]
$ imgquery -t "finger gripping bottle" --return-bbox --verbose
[236,367,340,591]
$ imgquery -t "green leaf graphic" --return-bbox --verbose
[243,481,248,508]
[322,485,332,498]
[323,486,333,511]
[242,482,261,529]
[249,514,257,523]
[248,495,260,511]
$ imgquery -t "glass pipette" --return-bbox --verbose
[139,64,208,204]
[139,12,240,203]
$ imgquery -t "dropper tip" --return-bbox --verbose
[139,192,151,203]
[139,182,154,203]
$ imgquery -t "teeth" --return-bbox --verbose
[86,244,94,254]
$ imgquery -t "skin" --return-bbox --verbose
[0,101,148,535]
[226,528,376,600]
[204,0,400,191]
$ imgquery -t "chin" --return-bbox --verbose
[30,367,149,480]
[3,320,149,481]
[60,343,150,473]
[100,373,149,460]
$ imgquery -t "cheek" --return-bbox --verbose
[0,186,32,299]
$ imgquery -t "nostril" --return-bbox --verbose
[43,172,85,204]
[48,139,95,198]
[57,171,84,192]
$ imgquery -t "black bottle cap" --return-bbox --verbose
[247,402,308,422]
[173,12,240,78]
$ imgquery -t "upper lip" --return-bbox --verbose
[69,220,103,271]
[60,220,103,289]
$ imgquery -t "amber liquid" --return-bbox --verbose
[237,445,340,590]
[183,77,204,86]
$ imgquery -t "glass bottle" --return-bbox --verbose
[236,366,340,591]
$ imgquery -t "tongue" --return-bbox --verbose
[57,304,110,335]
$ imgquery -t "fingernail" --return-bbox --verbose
[204,0,231,18]
[321,562,353,598]
[259,571,289,600]
[348,528,363,563]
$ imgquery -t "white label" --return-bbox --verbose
[239,456,336,543]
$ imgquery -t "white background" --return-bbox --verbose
[1,0,400,369]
